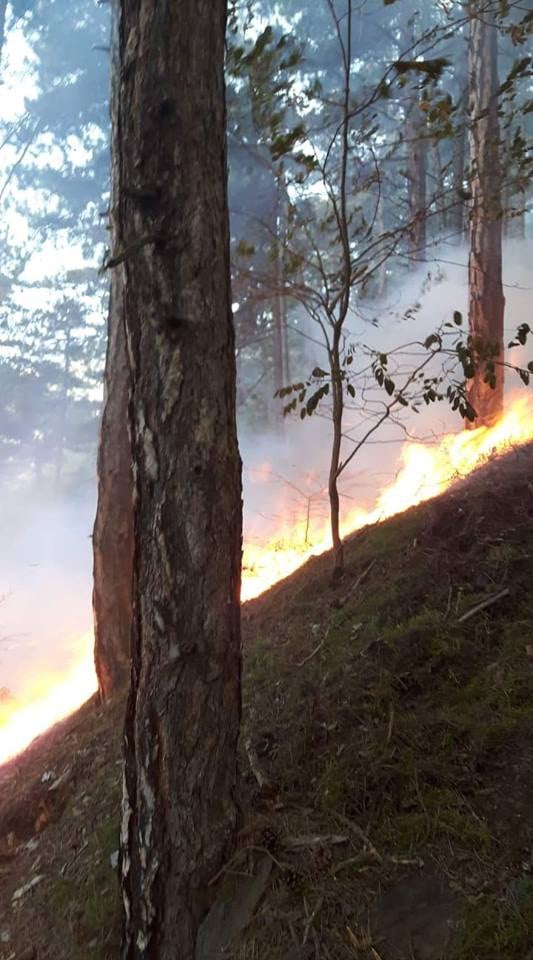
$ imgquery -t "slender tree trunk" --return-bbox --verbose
[116,3,242,959]
[400,12,428,268]
[92,2,134,701]
[466,2,505,428]
[502,105,526,240]
[328,334,344,581]
[430,139,446,234]
[405,95,427,264]
[375,199,387,297]
[272,175,287,427]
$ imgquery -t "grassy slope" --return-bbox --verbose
[1,443,532,959]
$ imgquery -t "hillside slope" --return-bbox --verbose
[1,443,532,960]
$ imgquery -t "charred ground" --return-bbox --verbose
[1,442,533,959]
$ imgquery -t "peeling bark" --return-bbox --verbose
[466,3,505,428]
[113,2,242,958]
[92,3,134,701]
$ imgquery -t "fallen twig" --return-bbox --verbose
[338,559,376,608]
[244,737,269,789]
[332,811,383,863]
[302,896,324,946]
[386,703,395,745]
[457,587,510,624]
[332,851,379,874]
[443,582,453,620]
[297,625,331,667]
[282,833,348,849]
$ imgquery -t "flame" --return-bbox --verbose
[0,633,97,766]
[241,394,533,601]
[1,394,531,766]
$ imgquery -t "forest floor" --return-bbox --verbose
[0,442,532,959]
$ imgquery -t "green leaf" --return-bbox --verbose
[347,383,355,398]
[311,367,328,378]
[519,368,530,385]
[384,378,395,396]
[236,240,256,258]
[453,311,463,326]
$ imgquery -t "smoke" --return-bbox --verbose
[0,241,531,711]
[0,487,96,697]
[241,238,533,549]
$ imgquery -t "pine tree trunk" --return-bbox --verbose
[92,277,133,699]
[116,3,242,958]
[405,97,427,264]
[502,105,526,240]
[466,3,505,428]
[400,14,427,267]
[92,2,134,701]
[450,92,467,244]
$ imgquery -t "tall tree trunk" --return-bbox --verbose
[405,97,427,264]
[116,3,242,959]
[466,2,505,428]
[92,2,134,701]
[450,90,468,244]
[400,14,428,267]
[430,138,446,234]
[272,174,287,427]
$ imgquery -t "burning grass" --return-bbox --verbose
[240,440,533,958]
[0,441,532,958]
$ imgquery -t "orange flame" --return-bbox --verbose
[0,633,97,765]
[241,394,533,601]
[1,394,531,765]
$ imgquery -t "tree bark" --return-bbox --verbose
[450,90,468,244]
[466,2,505,428]
[405,97,427,264]
[271,173,288,427]
[92,2,134,701]
[115,3,242,959]
[400,13,428,268]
